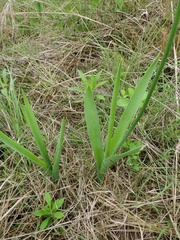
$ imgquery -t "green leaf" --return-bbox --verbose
[100,144,144,179]
[0,131,49,172]
[40,217,52,230]
[21,91,52,170]
[1,88,8,97]
[52,119,65,181]
[45,192,52,208]
[94,80,107,89]
[41,206,51,212]
[128,88,134,98]
[2,68,8,83]
[96,94,105,101]
[53,212,64,219]
[110,57,158,155]
[84,87,104,171]
[117,97,129,107]
[52,198,64,210]
[33,209,47,217]
[105,62,122,156]
[78,70,89,86]
[70,86,85,93]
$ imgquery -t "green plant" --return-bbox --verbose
[71,70,106,102]
[34,192,64,230]
[0,68,24,138]
[81,2,180,183]
[0,91,65,181]
[123,140,142,171]
[117,87,148,108]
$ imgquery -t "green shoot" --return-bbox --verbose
[33,192,64,230]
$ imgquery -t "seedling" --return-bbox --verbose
[117,88,148,108]
[123,140,142,171]
[34,192,64,230]
[71,70,106,102]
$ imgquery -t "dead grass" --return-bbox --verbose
[0,0,180,239]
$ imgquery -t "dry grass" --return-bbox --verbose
[0,0,180,239]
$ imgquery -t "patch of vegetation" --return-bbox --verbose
[0,0,180,239]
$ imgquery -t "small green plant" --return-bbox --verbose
[123,140,142,171]
[34,192,64,230]
[117,87,148,108]
[80,2,180,183]
[0,91,65,181]
[71,70,106,102]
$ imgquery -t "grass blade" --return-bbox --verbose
[84,86,104,171]
[105,62,122,156]
[22,91,52,170]
[52,118,65,181]
[0,131,50,172]
[110,56,158,155]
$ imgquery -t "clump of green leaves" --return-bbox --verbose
[0,89,65,181]
[71,70,106,102]
[80,0,180,182]
[34,192,64,230]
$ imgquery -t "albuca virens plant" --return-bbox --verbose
[80,2,180,183]
[0,91,65,181]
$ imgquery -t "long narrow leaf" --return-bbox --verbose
[0,131,50,171]
[99,145,143,181]
[110,56,158,155]
[52,118,65,181]
[22,91,52,170]
[84,86,104,171]
[105,62,122,156]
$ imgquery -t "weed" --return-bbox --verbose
[33,192,64,230]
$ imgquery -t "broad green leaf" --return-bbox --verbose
[128,88,134,98]
[33,209,47,217]
[40,217,52,230]
[53,212,64,219]
[22,91,52,170]
[84,86,104,170]
[110,57,158,155]
[45,192,52,208]
[117,97,129,107]
[0,131,49,171]
[52,119,65,181]
[52,198,64,210]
